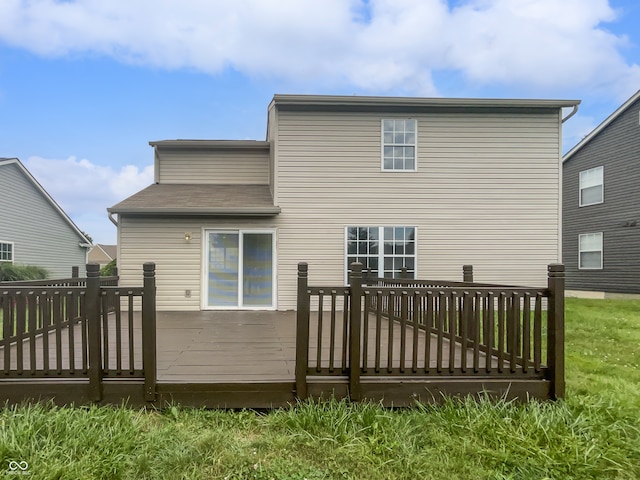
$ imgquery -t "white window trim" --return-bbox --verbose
[578,232,603,270]
[381,118,418,172]
[344,226,418,283]
[201,228,277,310]
[579,166,604,207]
[0,241,14,263]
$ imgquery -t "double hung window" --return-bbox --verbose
[579,166,603,206]
[382,119,416,171]
[578,233,603,270]
[0,242,13,263]
[346,226,416,279]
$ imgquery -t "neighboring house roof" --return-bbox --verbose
[563,89,640,163]
[89,244,117,261]
[108,184,280,216]
[0,158,92,246]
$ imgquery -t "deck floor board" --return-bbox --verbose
[2,310,518,383]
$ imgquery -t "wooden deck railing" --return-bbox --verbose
[296,262,565,401]
[0,263,156,402]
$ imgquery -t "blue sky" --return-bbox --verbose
[1,0,639,245]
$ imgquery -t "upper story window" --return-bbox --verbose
[382,119,416,171]
[579,232,603,270]
[579,166,603,206]
[0,242,13,263]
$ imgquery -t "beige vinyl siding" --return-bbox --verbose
[118,216,279,311]
[157,148,269,184]
[118,107,562,311]
[273,110,561,305]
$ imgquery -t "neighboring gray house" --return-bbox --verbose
[109,94,579,311]
[562,89,640,297]
[0,158,91,278]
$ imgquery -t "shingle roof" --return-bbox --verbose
[108,184,280,216]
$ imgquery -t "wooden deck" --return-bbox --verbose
[0,262,564,408]
[1,310,493,381]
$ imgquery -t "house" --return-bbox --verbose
[88,244,117,268]
[0,158,91,278]
[109,94,580,311]
[562,89,640,297]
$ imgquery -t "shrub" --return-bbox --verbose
[100,258,117,277]
[0,263,49,281]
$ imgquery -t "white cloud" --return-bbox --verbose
[0,0,638,99]
[24,156,153,244]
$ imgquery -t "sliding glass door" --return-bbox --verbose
[206,230,275,308]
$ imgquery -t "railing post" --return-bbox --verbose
[295,263,310,401]
[86,263,102,402]
[349,262,363,401]
[547,264,565,399]
[142,262,157,401]
[463,265,473,283]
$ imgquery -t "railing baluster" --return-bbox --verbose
[424,292,433,374]
[387,291,395,373]
[42,292,50,375]
[329,290,337,373]
[374,291,382,373]
[522,292,531,373]
[473,292,481,373]
[110,292,121,375]
[534,293,542,372]
[67,292,75,374]
[399,291,408,373]
[81,291,89,374]
[54,292,63,374]
[436,292,445,373]
[127,292,135,374]
[316,290,324,373]
[497,292,505,373]
[28,293,37,375]
[15,292,25,375]
[448,292,456,373]
[485,292,494,373]
[411,291,420,372]
[460,291,469,373]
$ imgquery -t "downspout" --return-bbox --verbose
[108,211,118,227]
[562,104,579,123]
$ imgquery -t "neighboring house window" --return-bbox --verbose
[579,233,603,270]
[346,226,416,279]
[579,166,603,206]
[0,242,13,263]
[382,119,417,171]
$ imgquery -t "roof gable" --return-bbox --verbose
[563,89,640,163]
[0,158,92,245]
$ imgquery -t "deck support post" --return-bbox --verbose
[142,263,157,401]
[463,265,473,283]
[349,262,363,401]
[547,264,565,399]
[295,263,310,401]
[86,263,102,402]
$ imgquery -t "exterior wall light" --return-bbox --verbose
[184,232,192,242]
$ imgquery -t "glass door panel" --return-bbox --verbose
[242,233,273,307]
[206,230,274,308]
[208,232,239,307]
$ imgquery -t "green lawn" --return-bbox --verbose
[1,298,640,479]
